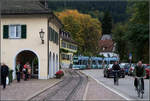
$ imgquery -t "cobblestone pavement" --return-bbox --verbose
[30,69,88,101]
[81,69,149,101]
[0,78,61,100]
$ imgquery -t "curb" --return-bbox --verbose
[26,79,63,101]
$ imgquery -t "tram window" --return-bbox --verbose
[92,60,96,65]
[83,60,87,65]
[79,60,82,65]
[110,61,116,64]
[103,61,107,65]
[98,60,102,64]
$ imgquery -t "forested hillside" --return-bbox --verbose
[47,1,128,23]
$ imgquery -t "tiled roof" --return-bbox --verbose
[99,40,114,52]
[1,0,52,15]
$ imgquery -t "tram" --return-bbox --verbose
[72,56,89,69]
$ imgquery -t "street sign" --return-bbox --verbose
[129,53,132,60]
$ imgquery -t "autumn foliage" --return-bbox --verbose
[56,9,102,56]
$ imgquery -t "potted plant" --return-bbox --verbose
[55,70,64,79]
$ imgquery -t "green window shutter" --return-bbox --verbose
[49,27,51,41]
[56,33,58,44]
[51,29,53,41]
[54,31,56,43]
[55,31,56,43]
[50,28,53,41]
[3,25,9,39]
[52,30,54,42]
[21,25,26,38]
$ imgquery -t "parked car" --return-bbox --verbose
[128,64,136,76]
[103,64,125,78]
[145,65,150,79]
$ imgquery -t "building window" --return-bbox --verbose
[61,54,70,60]
[9,25,21,38]
[3,25,26,39]
[49,27,59,44]
[62,42,66,48]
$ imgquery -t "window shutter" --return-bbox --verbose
[53,31,55,42]
[52,29,54,42]
[21,25,26,38]
[50,27,53,41]
[56,33,58,44]
[3,25,9,38]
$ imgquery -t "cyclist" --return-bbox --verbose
[133,61,146,92]
[112,61,121,85]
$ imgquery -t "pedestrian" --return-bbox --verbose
[16,61,21,82]
[1,63,9,89]
[23,62,31,80]
[28,64,31,79]
[23,63,28,81]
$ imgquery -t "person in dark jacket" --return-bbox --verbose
[133,61,146,91]
[1,63,9,89]
[16,61,21,82]
[112,61,121,84]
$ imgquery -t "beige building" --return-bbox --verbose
[0,0,62,79]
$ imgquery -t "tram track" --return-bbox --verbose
[29,69,87,101]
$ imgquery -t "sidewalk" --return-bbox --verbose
[83,77,125,100]
[0,78,61,100]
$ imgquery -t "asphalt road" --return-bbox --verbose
[81,69,149,100]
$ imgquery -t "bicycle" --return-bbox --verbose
[136,77,144,99]
[113,70,120,86]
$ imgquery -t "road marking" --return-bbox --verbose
[83,81,89,100]
[82,72,133,101]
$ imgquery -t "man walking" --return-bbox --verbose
[16,61,21,82]
[1,63,9,89]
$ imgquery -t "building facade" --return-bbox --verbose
[0,0,62,79]
[99,34,119,58]
[60,31,77,68]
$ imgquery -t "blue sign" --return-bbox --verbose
[129,53,132,60]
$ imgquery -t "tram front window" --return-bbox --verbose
[92,60,96,65]
[73,62,79,65]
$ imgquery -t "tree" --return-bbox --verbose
[56,9,102,55]
[126,1,149,63]
[101,11,113,34]
[112,23,128,61]
[112,1,149,63]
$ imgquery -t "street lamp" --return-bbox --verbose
[39,29,45,44]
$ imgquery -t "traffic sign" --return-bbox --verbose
[129,53,132,60]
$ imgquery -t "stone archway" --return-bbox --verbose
[15,50,39,79]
